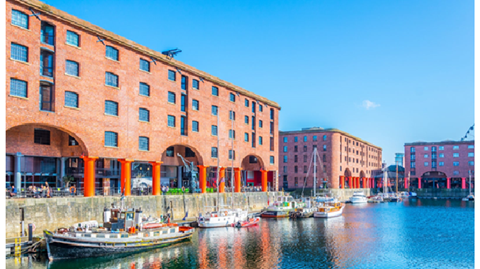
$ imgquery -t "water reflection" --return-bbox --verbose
[6,199,474,269]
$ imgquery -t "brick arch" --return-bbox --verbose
[160,144,204,166]
[241,154,265,170]
[6,122,90,156]
[344,168,352,178]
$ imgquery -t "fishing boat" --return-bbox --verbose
[289,197,315,218]
[261,195,299,218]
[349,191,368,204]
[313,200,345,218]
[197,207,248,228]
[399,191,410,199]
[232,217,261,228]
[43,206,195,262]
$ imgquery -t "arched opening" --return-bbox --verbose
[359,171,366,188]
[160,144,203,189]
[421,171,447,189]
[241,155,269,190]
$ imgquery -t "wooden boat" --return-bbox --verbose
[313,201,344,218]
[232,217,260,228]
[44,206,195,262]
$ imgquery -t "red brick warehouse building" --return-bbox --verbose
[404,141,475,190]
[5,0,280,196]
[279,127,382,190]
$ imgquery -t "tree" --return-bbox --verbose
[63,175,75,188]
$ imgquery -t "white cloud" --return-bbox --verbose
[362,100,380,110]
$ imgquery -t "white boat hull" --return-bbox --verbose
[313,206,344,218]
[198,209,248,228]
[349,197,368,204]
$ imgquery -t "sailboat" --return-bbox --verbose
[462,170,475,201]
[197,111,248,228]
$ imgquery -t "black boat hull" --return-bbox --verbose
[44,231,193,261]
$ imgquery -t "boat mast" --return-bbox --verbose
[216,114,220,212]
[231,109,235,210]
[313,147,317,198]
[383,164,387,196]
[469,170,472,195]
[396,162,398,193]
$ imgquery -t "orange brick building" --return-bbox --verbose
[279,128,382,190]
[5,0,280,196]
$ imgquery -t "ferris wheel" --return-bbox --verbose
[460,124,474,141]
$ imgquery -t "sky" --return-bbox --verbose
[43,0,474,164]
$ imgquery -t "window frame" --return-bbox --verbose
[64,91,79,108]
[104,131,118,147]
[65,60,79,77]
[139,108,150,122]
[105,72,119,87]
[105,100,119,116]
[139,136,150,151]
[11,10,29,29]
[10,78,27,98]
[66,30,80,47]
[168,115,175,127]
[139,58,150,72]
[11,43,28,62]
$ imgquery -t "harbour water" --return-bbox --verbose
[7,199,474,269]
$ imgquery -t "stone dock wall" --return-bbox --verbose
[5,192,280,238]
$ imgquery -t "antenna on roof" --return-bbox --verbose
[199,77,204,82]
[176,68,182,74]
[96,36,105,45]
[29,8,41,20]
[162,48,182,59]
[150,57,157,65]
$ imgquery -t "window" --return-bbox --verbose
[166,147,174,157]
[168,70,176,81]
[180,116,187,135]
[105,72,118,87]
[212,86,218,96]
[192,121,199,132]
[410,147,415,153]
[192,100,199,111]
[259,105,263,112]
[469,161,474,166]
[106,46,119,60]
[468,152,474,157]
[65,60,79,76]
[468,145,474,149]
[453,162,459,166]
[138,82,150,97]
[229,110,236,120]
[192,79,199,90]
[304,155,307,162]
[12,10,28,29]
[168,115,175,127]
[431,146,437,152]
[453,146,459,150]
[432,161,436,168]
[411,162,416,168]
[270,156,274,164]
[229,129,235,139]
[270,122,274,135]
[252,102,256,113]
[211,147,218,158]
[66,31,79,47]
[294,155,298,162]
[283,137,288,143]
[211,125,218,136]
[439,162,444,166]
[294,166,298,173]
[40,50,54,77]
[439,146,444,150]
[270,137,274,151]
[303,136,307,142]
[453,171,459,176]
[424,162,428,167]
[105,101,118,116]
[34,129,50,145]
[68,136,78,146]
[439,153,444,158]
[229,150,236,160]
[283,156,288,163]
[323,135,327,141]
[140,59,150,72]
[105,131,118,147]
[10,78,27,98]
[323,145,327,151]
[259,120,263,128]
[139,137,149,151]
[283,146,288,152]
[303,146,307,152]
[270,108,274,120]
[259,136,263,145]
[139,108,149,122]
[245,116,249,124]
[294,137,298,142]
[11,43,28,62]
[41,22,55,46]
[424,147,428,151]
[181,75,188,90]
[65,91,78,108]
[244,132,249,142]
[39,83,54,112]
[453,153,459,158]
[313,136,317,142]
[180,95,186,112]
[211,105,218,116]
[424,154,428,158]
[185,148,195,158]
[245,99,249,107]
[168,92,176,104]
[230,93,236,102]
[283,166,287,173]
[304,166,307,173]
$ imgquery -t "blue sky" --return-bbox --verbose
[44,0,474,164]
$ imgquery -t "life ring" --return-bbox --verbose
[224,211,228,216]
[57,227,68,234]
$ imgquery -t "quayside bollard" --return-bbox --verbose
[28,223,33,242]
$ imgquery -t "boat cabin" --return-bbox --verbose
[103,208,138,231]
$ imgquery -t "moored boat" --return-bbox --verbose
[261,195,300,218]
[232,217,261,228]
[349,191,368,204]
[197,208,248,228]
[313,201,344,218]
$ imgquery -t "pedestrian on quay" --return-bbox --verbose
[161,185,166,195]
[9,185,17,197]
[70,185,76,196]
[166,185,169,194]
[45,182,51,198]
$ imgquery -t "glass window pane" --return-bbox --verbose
[10,78,27,98]
[105,132,118,147]
[105,72,118,87]
[106,46,119,60]
[66,31,79,46]
[65,60,79,76]
[11,43,28,62]
[12,10,28,29]
[65,91,78,108]
[139,137,149,151]
[139,83,150,96]
[140,59,150,72]
[139,108,149,122]
[105,101,118,116]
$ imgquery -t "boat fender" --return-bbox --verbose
[225,211,228,216]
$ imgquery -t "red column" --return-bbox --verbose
[219,167,226,193]
[197,165,209,193]
[418,177,422,189]
[404,177,408,189]
[149,161,162,195]
[260,170,268,192]
[447,178,451,189]
[356,177,360,189]
[371,178,374,188]
[119,159,134,196]
[234,168,242,193]
[462,177,466,189]
[340,176,345,189]
[81,156,98,197]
